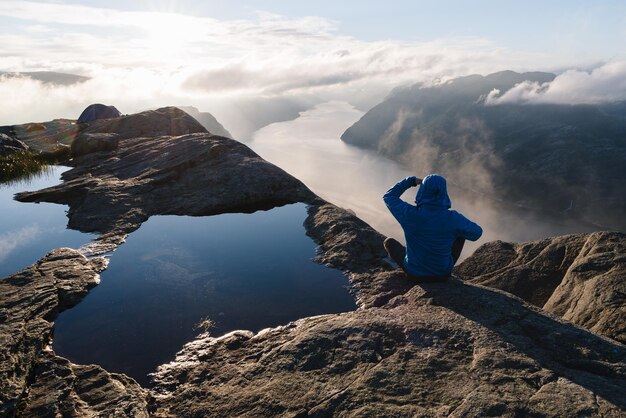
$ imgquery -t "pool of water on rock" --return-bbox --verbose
[0,166,95,278]
[53,203,356,386]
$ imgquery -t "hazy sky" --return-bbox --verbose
[0,0,625,124]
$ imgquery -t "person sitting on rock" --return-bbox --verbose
[383,174,482,281]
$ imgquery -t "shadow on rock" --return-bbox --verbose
[412,278,626,410]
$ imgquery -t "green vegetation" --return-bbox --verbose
[0,151,50,183]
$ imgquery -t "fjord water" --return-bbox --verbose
[0,166,94,278]
[246,101,598,259]
[53,203,355,385]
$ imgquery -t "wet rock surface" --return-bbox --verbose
[0,248,148,417]
[456,232,626,344]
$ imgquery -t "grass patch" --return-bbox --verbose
[0,151,51,183]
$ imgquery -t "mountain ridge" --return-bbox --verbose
[341,70,626,231]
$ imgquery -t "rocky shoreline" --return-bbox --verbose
[1,108,624,417]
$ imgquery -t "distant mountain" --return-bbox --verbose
[177,106,233,138]
[0,71,89,85]
[341,71,626,230]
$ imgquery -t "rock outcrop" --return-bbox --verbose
[0,133,29,156]
[80,106,207,140]
[2,118,78,158]
[177,106,233,138]
[77,103,121,124]
[70,132,120,158]
[455,232,626,344]
[0,248,149,417]
[2,107,625,417]
[150,214,626,417]
[16,132,314,253]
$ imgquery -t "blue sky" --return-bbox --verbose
[0,1,625,125]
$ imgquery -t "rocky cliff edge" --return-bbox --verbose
[1,108,624,417]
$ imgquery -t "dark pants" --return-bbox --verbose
[383,237,465,282]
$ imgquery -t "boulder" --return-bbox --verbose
[71,132,120,158]
[0,133,29,156]
[39,143,71,161]
[77,103,121,124]
[455,232,626,344]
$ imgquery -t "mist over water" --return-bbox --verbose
[246,101,598,260]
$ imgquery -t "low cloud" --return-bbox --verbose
[0,1,555,128]
[485,61,626,105]
[1,1,622,134]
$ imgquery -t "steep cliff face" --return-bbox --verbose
[341,71,626,230]
[456,231,626,344]
[1,108,625,417]
[177,106,233,138]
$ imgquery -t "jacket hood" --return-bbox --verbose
[415,174,451,208]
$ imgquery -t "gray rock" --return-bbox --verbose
[71,132,120,158]
[455,232,626,344]
[17,132,315,252]
[0,248,148,417]
[80,106,207,140]
[177,106,233,138]
[0,132,29,156]
[20,352,149,417]
[9,119,79,157]
[151,279,626,417]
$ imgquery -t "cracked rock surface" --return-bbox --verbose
[456,232,626,344]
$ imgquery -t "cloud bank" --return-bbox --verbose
[485,61,626,105]
[0,1,623,131]
[0,1,549,128]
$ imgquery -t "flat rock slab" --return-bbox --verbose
[151,279,626,417]
[456,232,626,344]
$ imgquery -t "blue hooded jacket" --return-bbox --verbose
[383,175,482,277]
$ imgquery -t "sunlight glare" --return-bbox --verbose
[139,11,207,57]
